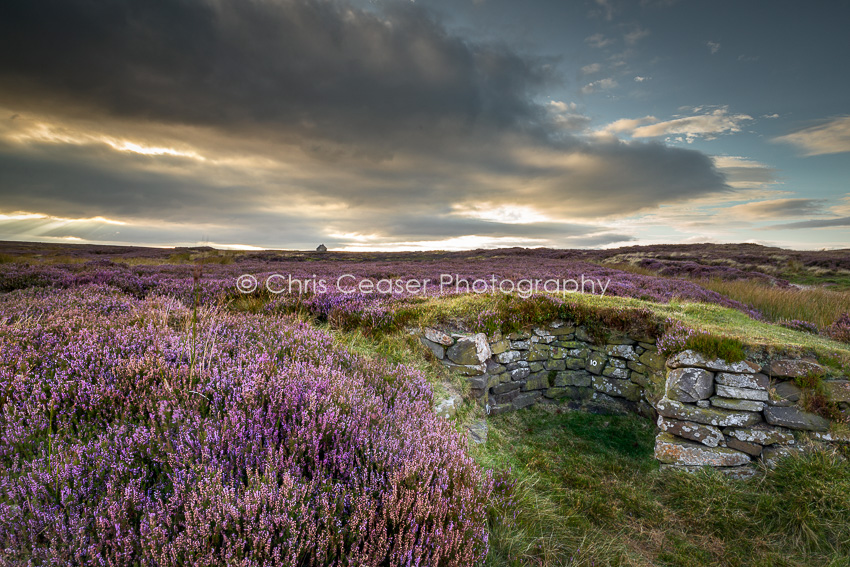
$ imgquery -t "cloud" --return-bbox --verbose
[763,217,850,230]
[591,0,615,21]
[624,26,650,45]
[585,33,612,48]
[712,156,780,189]
[725,198,825,220]
[581,63,602,75]
[0,0,735,250]
[707,41,721,54]
[605,107,753,142]
[634,76,649,82]
[581,78,618,94]
[774,116,850,156]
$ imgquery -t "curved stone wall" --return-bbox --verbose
[419,322,849,476]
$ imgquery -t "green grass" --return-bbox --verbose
[477,406,850,567]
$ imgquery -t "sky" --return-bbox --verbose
[0,0,848,251]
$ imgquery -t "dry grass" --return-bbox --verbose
[698,278,850,329]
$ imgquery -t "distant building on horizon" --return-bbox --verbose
[316,243,327,252]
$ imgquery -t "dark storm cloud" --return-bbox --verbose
[0,0,550,155]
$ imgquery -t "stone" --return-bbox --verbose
[496,350,522,364]
[657,416,725,447]
[765,358,824,379]
[761,445,803,469]
[523,374,550,391]
[666,367,714,402]
[725,437,763,457]
[525,344,549,362]
[810,430,850,443]
[493,388,520,405]
[511,340,530,350]
[443,362,486,376]
[548,346,567,359]
[723,425,796,446]
[764,406,831,431]
[486,359,506,374]
[433,392,463,420]
[565,358,587,370]
[507,330,531,340]
[548,323,575,336]
[655,398,763,427]
[529,362,545,372]
[554,370,592,388]
[510,367,531,381]
[654,433,751,467]
[488,404,512,416]
[468,419,487,444]
[710,396,764,412]
[628,360,648,374]
[586,352,607,375]
[467,375,487,391]
[667,350,760,373]
[607,357,627,369]
[639,350,666,372]
[630,372,650,388]
[545,386,592,400]
[715,384,769,402]
[505,361,528,370]
[825,381,850,403]
[602,365,630,380]
[513,391,542,410]
[544,359,566,371]
[771,380,802,404]
[606,344,638,360]
[491,381,521,395]
[446,334,491,365]
[419,337,445,359]
[423,327,454,346]
[696,400,710,408]
[575,327,593,342]
[715,372,769,390]
[490,339,511,355]
[592,376,642,402]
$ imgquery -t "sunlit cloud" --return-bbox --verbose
[774,116,850,156]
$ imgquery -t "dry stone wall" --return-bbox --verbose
[418,321,849,476]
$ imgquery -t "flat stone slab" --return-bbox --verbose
[726,437,763,457]
[657,416,724,447]
[762,445,804,469]
[765,358,823,379]
[716,372,769,390]
[710,396,764,412]
[655,397,762,427]
[606,344,638,361]
[825,381,850,403]
[771,380,802,403]
[423,327,454,346]
[723,425,795,446]
[592,376,642,401]
[715,384,769,402]
[655,433,751,466]
[764,406,830,431]
[667,350,760,373]
[666,367,714,402]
